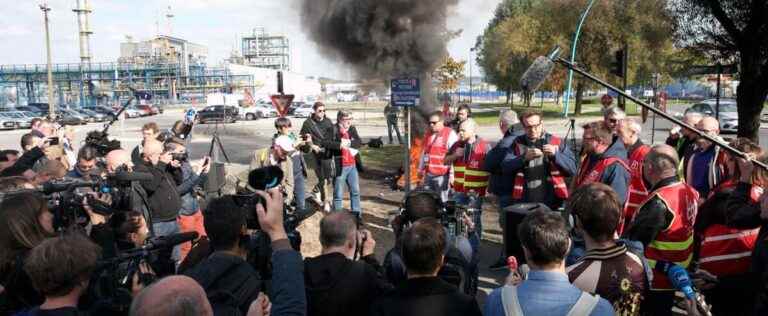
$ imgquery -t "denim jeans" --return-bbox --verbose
[423,173,450,202]
[292,155,307,217]
[153,220,181,263]
[333,165,361,214]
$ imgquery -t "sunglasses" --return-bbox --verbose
[316,110,325,113]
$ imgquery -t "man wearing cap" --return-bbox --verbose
[250,135,296,204]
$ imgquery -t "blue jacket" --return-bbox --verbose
[271,239,307,316]
[483,129,523,196]
[483,271,614,316]
[583,138,631,205]
[177,162,207,216]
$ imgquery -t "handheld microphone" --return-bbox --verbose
[655,261,695,300]
[507,256,518,271]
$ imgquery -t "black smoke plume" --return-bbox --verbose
[300,0,460,113]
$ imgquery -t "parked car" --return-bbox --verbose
[124,107,143,118]
[16,106,46,117]
[683,99,738,133]
[75,109,107,122]
[134,105,153,116]
[53,111,85,126]
[240,103,278,120]
[288,101,305,115]
[0,117,16,130]
[197,105,238,124]
[0,112,32,128]
[293,103,314,118]
[85,106,117,118]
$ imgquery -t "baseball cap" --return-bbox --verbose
[274,135,295,152]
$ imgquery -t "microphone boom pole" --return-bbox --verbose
[536,49,768,171]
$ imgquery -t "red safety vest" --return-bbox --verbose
[698,180,763,277]
[452,139,491,196]
[623,144,651,234]
[574,156,630,188]
[422,127,453,176]
[642,181,699,290]
[511,135,569,200]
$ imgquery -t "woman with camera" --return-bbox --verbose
[0,191,56,314]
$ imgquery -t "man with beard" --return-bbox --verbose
[574,122,630,206]
[301,102,335,212]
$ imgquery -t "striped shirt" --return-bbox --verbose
[567,243,647,315]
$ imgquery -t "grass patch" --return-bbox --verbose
[360,145,405,171]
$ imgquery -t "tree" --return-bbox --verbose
[671,0,768,142]
[433,55,466,97]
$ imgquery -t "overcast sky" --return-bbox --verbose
[0,0,501,80]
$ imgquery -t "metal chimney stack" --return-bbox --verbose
[73,0,93,64]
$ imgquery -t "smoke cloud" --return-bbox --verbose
[300,0,459,80]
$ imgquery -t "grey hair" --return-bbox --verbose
[459,118,478,133]
[337,110,352,122]
[603,106,626,119]
[623,118,642,134]
[499,110,519,127]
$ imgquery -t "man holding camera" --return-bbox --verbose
[249,135,296,204]
[305,211,391,316]
[133,140,182,266]
[165,137,210,262]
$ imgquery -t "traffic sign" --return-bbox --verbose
[600,94,613,107]
[391,78,420,107]
[270,94,295,117]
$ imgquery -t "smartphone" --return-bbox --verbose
[48,137,60,145]
[202,156,211,168]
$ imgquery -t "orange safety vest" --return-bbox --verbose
[511,135,569,200]
[422,127,453,176]
[452,139,490,196]
[574,156,630,188]
[641,181,699,290]
[698,180,763,277]
[623,144,651,234]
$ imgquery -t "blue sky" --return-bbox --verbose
[0,0,501,80]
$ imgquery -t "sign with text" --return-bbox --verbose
[391,78,420,107]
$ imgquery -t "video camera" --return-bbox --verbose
[227,166,304,279]
[395,189,477,239]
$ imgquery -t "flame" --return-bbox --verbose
[397,136,424,188]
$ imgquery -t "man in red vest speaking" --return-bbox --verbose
[419,111,459,202]
[622,144,699,315]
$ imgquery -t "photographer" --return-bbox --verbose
[0,149,19,173]
[184,196,263,315]
[132,122,160,166]
[0,191,56,314]
[66,146,101,181]
[164,137,209,261]
[305,212,392,316]
[20,233,101,315]
[134,140,182,237]
[1,135,47,178]
[249,136,295,204]
[384,191,476,295]
[104,149,149,215]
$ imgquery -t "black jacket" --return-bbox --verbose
[300,116,335,160]
[134,161,182,222]
[184,252,263,316]
[725,182,768,315]
[370,277,481,316]
[0,147,44,177]
[321,125,363,176]
[623,176,677,246]
[304,253,392,316]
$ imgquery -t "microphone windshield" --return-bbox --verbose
[520,55,555,93]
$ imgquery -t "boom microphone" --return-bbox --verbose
[141,232,198,252]
[520,47,560,93]
[40,180,98,194]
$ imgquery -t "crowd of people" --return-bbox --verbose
[1,101,768,316]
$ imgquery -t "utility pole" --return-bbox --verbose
[469,48,474,103]
[40,3,55,120]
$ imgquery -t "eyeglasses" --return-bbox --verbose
[429,121,440,125]
[316,110,325,113]
[608,119,619,124]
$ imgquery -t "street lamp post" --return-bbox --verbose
[40,3,56,120]
[562,0,599,117]
[469,48,475,103]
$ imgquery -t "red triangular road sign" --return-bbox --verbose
[270,94,295,117]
